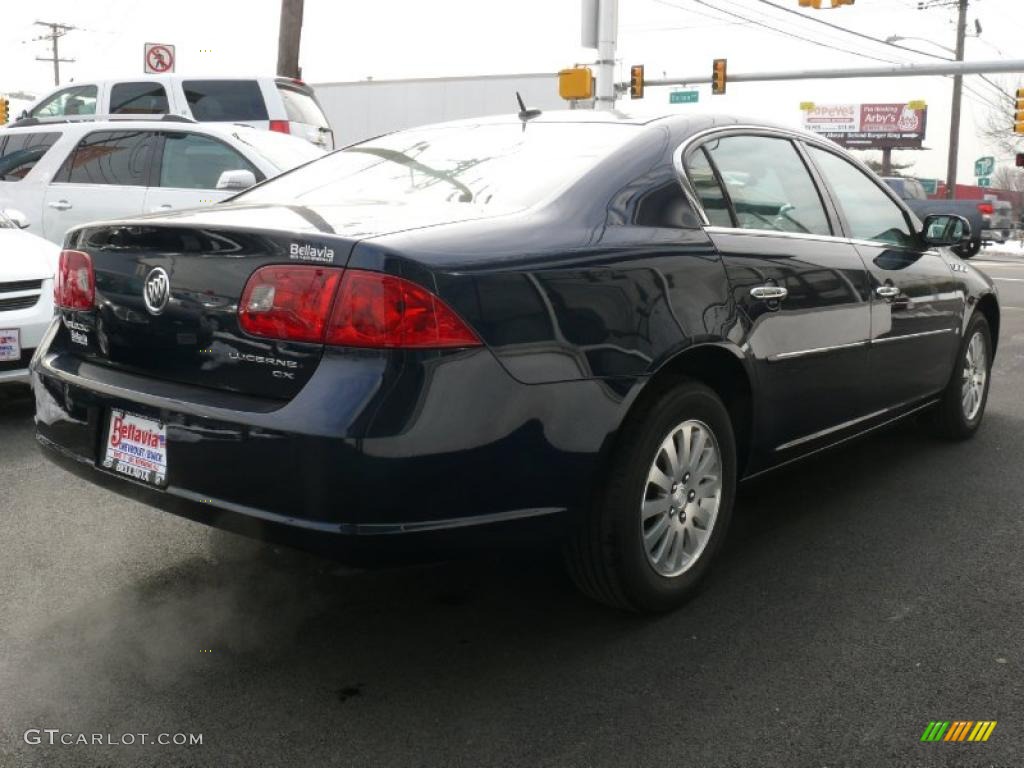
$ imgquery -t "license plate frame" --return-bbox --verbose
[0,328,20,362]
[100,409,168,488]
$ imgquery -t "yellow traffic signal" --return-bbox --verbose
[558,68,594,101]
[630,65,644,100]
[800,0,854,7]
[712,59,727,95]
[1015,88,1024,135]
[0,99,8,125]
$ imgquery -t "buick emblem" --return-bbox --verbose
[143,267,170,315]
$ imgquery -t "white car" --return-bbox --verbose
[0,210,58,385]
[0,117,325,244]
[13,75,334,149]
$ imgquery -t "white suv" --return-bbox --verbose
[14,76,334,150]
[0,117,325,244]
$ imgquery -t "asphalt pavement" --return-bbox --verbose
[2,248,1024,768]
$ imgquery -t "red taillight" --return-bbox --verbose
[978,202,994,215]
[326,271,480,349]
[269,120,291,135]
[236,266,481,349]
[238,266,342,343]
[55,249,95,310]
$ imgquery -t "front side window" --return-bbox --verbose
[61,131,156,186]
[703,135,831,236]
[30,85,98,118]
[110,82,169,114]
[807,146,915,247]
[183,80,268,121]
[0,132,59,181]
[158,133,260,189]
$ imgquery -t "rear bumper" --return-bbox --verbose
[31,341,637,555]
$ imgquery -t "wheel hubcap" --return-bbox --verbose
[641,419,722,577]
[961,330,987,421]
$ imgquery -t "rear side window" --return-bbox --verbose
[110,82,169,114]
[158,132,261,189]
[60,130,156,186]
[686,148,733,227]
[0,132,59,181]
[183,80,268,121]
[703,136,831,236]
[31,85,98,118]
[276,84,330,129]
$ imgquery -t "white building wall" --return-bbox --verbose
[312,73,567,147]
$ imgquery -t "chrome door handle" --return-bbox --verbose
[876,285,900,299]
[47,200,72,211]
[750,285,788,301]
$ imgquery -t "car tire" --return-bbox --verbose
[954,239,981,259]
[564,379,737,613]
[932,312,992,440]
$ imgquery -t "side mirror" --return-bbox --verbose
[2,208,30,229]
[922,213,971,247]
[215,169,257,191]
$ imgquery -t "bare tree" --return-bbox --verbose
[992,165,1024,193]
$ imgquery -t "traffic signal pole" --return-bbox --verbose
[277,0,304,79]
[945,0,969,199]
[630,58,1024,89]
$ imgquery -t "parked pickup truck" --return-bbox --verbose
[883,176,989,258]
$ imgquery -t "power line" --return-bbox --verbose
[752,0,953,61]
[653,0,903,65]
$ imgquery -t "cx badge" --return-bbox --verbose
[143,267,171,315]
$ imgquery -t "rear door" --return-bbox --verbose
[143,131,265,214]
[109,81,171,116]
[804,144,962,412]
[687,133,873,457]
[42,129,157,244]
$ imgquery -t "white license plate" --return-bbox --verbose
[101,410,168,487]
[0,329,20,362]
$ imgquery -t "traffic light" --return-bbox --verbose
[1016,153,1024,168]
[712,59,727,95]
[558,67,593,101]
[1015,88,1024,135]
[630,65,644,100]
[0,99,8,126]
[799,0,855,6]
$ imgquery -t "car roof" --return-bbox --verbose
[2,119,247,139]
[388,109,817,141]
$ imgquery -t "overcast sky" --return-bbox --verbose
[3,0,1022,181]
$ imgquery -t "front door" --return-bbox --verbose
[804,145,963,413]
[687,134,873,461]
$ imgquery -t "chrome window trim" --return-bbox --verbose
[673,124,923,247]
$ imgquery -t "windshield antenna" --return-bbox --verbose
[516,92,542,121]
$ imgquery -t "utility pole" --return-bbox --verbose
[945,0,969,199]
[33,21,76,87]
[277,0,304,79]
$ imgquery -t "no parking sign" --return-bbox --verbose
[144,43,175,74]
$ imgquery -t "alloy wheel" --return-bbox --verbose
[961,330,987,421]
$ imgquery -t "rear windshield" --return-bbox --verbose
[276,84,330,129]
[183,80,268,122]
[0,132,60,181]
[236,122,638,210]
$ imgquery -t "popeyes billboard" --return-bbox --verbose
[801,103,928,150]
